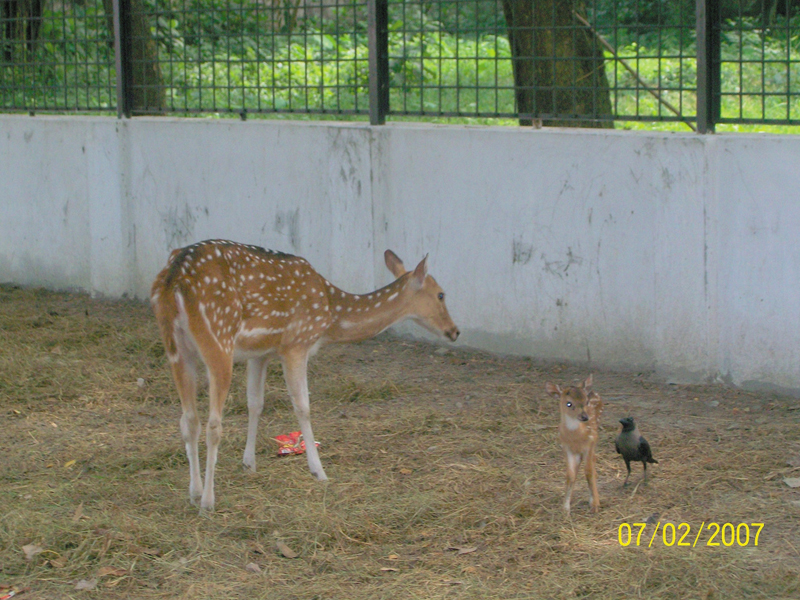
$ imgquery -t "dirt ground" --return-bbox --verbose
[1,284,799,600]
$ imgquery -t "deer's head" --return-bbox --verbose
[384,250,459,342]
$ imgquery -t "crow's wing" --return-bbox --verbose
[615,438,621,455]
[638,436,657,463]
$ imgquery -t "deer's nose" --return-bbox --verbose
[579,412,589,422]
[447,327,460,341]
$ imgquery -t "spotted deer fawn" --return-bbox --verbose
[151,239,459,510]
[545,375,603,514]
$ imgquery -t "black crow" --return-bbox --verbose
[615,417,658,486]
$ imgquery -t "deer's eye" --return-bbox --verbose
[437,292,444,301]
[566,401,573,408]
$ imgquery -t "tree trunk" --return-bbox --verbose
[103,0,165,113]
[501,0,613,128]
[2,0,44,61]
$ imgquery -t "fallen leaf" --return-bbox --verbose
[245,562,261,573]
[72,503,84,523]
[22,544,44,561]
[50,346,63,355]
[75,579,97,591]
[783,477,800,488]
[139,547,162,556]
[97,566,128,577]
[276,541,298,559]
[48,556,68,568]
[387,554,399,560]
[64,459,76,469]
[380,567,399,572]
[447,546,477,555]
[399,468,413,475]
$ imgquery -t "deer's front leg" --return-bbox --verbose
[563,450,582,514]
[586,448,600,513]
[243,356,269,472]
[281,349,327,482]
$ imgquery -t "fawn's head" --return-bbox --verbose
[546,375,599,427]
[384,250,459,341]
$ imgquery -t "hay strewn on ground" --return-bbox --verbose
[1,284,799,599]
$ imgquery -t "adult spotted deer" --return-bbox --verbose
[545,375,603,514]
[151,239,459,510]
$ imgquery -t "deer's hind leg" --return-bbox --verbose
[198,344,234,512]
[243,356,269,472]
[169,334,203,505]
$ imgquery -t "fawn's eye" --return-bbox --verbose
[437,292,444,301]
[566,401,573,408]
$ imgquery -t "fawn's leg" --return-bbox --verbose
[564,450,582,514]
[586,448,600,513]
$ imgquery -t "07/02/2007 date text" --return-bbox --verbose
[618,522,764,548]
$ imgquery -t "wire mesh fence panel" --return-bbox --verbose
[384,0,700,127]
[717,2,800,125]
[0,0,116,112]
[385,0,514,118]
[131,0,370,115]
[2,0,800,127]
[592,0,697,128]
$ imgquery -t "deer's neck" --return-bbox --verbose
[323,276,411,344]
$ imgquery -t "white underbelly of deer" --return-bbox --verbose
[151,239,459,511]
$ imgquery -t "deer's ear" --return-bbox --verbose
[545,382,562,398]
[384,250,407,278]
[582,374,593,389]
[409,255,428,290]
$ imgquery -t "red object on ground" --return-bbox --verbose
[274,431,320,456]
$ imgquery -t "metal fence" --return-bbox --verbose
[1,0,799,130]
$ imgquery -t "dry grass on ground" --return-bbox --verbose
[1,284,799,599]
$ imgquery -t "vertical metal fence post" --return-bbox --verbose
[113,0,132,118]
[696,0,720,133]
[368,0,389,125]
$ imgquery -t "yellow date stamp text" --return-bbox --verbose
[618,522,764,548]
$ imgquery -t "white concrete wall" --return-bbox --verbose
[1,115,798,393]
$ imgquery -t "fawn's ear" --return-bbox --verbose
[581,374,593,389]
[384,250,407,278]
[545,382,562,398]
[409,255,428,290]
